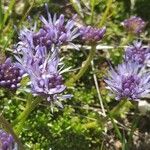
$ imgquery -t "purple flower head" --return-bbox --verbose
[16,4,79,56]
[125,41,150,65]
[122,16,146,34]
[105,62,150,101]
[0,58,23,90]
[29,51,72,105]
[0,129,14,150]
[39,4,80,49]
[29,52,65,96]
[15,26,72,105]
[14,4,74,106]
[15,48,72,105]
[79,26,106,43]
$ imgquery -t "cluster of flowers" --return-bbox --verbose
[0,6,106,148]
[0,129,14,150]
[14,5,82,103]
[105,17,150,101]
[0,4,105,105]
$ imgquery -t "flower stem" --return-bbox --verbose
[99,0,113,27]
[121,33,134,46]
[118,33,134,58]
[66,45,96,86]
[90,0,96,25]
[13,97,42,135]
[0,115,24,149]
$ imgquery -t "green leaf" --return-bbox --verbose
[70,0,84,18]
[3,0,15,28]
[90,0,95,24]
[0,0,3,29]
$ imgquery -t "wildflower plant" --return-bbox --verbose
[0,4,79,148]
[0,1,150,149]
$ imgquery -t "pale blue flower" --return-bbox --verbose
[105,62,150,101]
[15,49,72,103]
[125,41,150,65]
[16,4,80,55]
[39,4,80,48]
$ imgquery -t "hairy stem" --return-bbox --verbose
[66,45,96,86]
[118,33,134,58]
[121,33,134,46]
[90,0,96,25]
[13,97,42,135]
[99,0,113,27]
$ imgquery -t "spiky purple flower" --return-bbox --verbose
[0,129,14,150]
[14,4,76,105]
[0,58,23,90]
[15,47,71,104]
[15,25,72,105]
[105,62,150,101]
[29,52,66,97]
[16,5,79,54]
[125,41,150,64]
[79,26,106,43]
[39,7,80,48]
[122,16,146,34]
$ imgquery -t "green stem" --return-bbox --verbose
[0,115,24,149]
[3,0,15,28]
[66,45,96,86]
[110,100,132,118]
[0,0,3,30]
[121,33,134,46]
[13,97,42,135]
[118,33,134,59]
[99,0,113,27]
[90,0,96,25]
